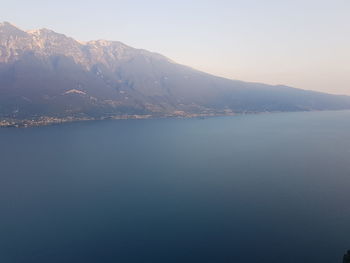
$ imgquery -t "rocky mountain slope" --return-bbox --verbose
[1,21,350,123]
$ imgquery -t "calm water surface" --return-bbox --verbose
[1,111,350,263]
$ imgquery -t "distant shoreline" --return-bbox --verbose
[2,109,349,128]
[0,112,238,128]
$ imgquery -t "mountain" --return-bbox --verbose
[1,21,350,125]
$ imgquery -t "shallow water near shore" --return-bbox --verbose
[1,110,350,263]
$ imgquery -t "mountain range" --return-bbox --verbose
[1,21,350,125]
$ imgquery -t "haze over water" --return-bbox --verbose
[1,111,350,263]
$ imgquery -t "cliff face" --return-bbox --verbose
[1,21,350,120]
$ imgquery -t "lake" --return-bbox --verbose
[0,111,350,263]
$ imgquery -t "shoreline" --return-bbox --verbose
[1,109,348,128]
[0,112,238,128]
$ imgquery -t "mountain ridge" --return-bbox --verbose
[1,22,350,127]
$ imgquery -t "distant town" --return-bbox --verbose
[0,111,238,128]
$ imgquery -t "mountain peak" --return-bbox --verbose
[0,21,26,36]
[88,39,113,46]
[0,21,16,28]
[27,28,66,38]
[87,39,130,49]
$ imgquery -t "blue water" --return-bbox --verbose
[1,111,350,263]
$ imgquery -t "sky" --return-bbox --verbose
[2,0,350,94]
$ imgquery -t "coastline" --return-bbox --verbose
[0,112,238,128]
[2,109,345,128]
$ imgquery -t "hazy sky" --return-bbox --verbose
[2,0,350,94]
